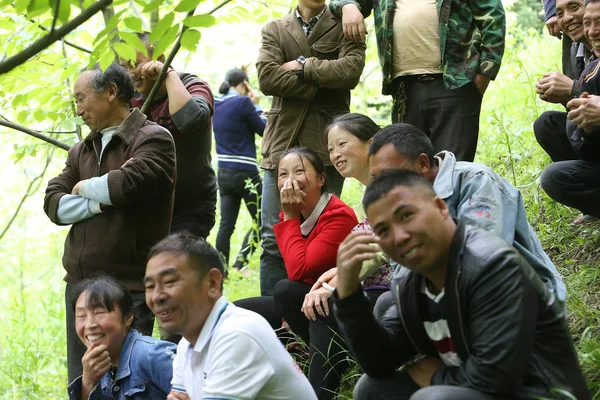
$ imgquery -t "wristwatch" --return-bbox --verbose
[295,56,306,78]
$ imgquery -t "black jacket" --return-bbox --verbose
[334,222,589,400]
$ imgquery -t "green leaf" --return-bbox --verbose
[120,32,148,56]
[17,109,29,122]
[99,51,115,71]
[142,0,163,12]
[123,17,144,33]
[113,42,137,63]
[105,9,127,32]
[180,28,201,51]
[49,0,71,24]
[15,0,31,14]
[152,25,179,59]
[33,110,45,122]
[174,0,201,13]
[183,14,215,28]
[27,0,50,18]
[149,13,174,44]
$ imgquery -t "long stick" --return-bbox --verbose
[0,120,71,151]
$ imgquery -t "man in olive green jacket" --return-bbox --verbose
[256,0,365,295]
[330,0,505,162]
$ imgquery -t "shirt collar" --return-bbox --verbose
[432,150,456,200]
[192,296,229,354]
[295,6,326,36]
[300,192,332,236]
[100,328,138,389]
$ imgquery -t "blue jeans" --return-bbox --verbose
[215,168,262,269]
[259,166,344,295]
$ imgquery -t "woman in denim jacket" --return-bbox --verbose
[67,276,180,400]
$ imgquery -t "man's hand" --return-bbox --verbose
[536,72,574,103]
[121,157,134,168]
[545,15,563,39]
[81,343,111,393]
[407,357,443,388]
[301,287,332,321]
[246,82,260,105]
[341,4,367,42]
[167,390,190,400]
[139,60,165,82]
[336,231,379,299]
[473,73,491,96]
[72,181,82,195]
[282,60,302,71]
[567,92,600,132]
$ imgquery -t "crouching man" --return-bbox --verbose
[144,232,317,400]
[333,170,590,400]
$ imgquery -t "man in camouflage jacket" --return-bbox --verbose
[329,0,505,162]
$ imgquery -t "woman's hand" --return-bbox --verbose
[301,287,332,321]
[310,268,337,291]
[280,178,306,220]
[81,343,111,398]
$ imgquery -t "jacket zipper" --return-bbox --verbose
[454,268,472,358]
[396,282,422,354]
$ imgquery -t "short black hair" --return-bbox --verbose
[148,231,224,286]
[219,68,249,95]
[276,147,328,193]
[368,123,435,164]
[87,63,134,105]
[71,276,134,319]
[327,113,381,142]
[362,169,436,212]
[136,32,154,54]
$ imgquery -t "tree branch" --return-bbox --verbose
[0,0,112,75]
[33,21,92,53]
[0,120,71,151]
[141,0,233,110]
[51,0,61,32]
[0,150,54,243]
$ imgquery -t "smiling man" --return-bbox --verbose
[44,63,176,383]
[144,232,317,400]
[332,169,590,400]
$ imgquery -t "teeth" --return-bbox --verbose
[336,161,345,168]
[87,334,105,343]
[159,310,171,316]
[404,247,418,258]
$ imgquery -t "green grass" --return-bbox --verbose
[0,27,599,400]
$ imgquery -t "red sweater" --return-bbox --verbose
[274,195,358,284]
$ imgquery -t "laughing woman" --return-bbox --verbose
[67,276,179,400]
[236,147,357,399]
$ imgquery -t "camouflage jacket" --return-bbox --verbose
[329,0,506,95]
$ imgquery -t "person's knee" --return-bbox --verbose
[273,279,298,305]
[373,291,394,320]
[353,374,379,400]
[533,112,550,143]
[540,163,564,200]
[410,387,451,400]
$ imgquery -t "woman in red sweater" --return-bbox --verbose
[236,147,357,399]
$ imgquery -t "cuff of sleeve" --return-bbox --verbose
[571,80,582,98]
[338,0,361,12]
[79,175,112,205]
[88,200,103,215]
[477,61,501,80]
[67,376,83,400]
[333,284,364,305]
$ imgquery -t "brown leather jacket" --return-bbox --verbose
[44,109,176,291]
[257,8,366,169]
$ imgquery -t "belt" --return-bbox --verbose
[396,73,443,83]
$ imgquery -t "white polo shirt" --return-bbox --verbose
[171,296,317,400]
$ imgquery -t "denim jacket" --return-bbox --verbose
[433,151,566,301]
[67,329,177,400]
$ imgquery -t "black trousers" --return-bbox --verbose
[534,111,600,218]
[392,78,483,162]
[216,168,262,269]
[236,280,387,400]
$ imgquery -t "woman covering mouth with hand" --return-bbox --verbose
[68,276,181,400]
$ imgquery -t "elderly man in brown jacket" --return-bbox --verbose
[44,63,176,384]
[256,0,365,296]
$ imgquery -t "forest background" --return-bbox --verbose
[0,0,599,398]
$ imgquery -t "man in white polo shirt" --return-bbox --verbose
[144,232,317,400]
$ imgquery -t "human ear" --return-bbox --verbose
[417,153,431,174]
[206,268,223,299]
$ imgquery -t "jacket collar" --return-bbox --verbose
[283,8,337,54]
[301,192,332,236]
[84,108,147,149]
[100,328,139,389]
[432,150,456,200]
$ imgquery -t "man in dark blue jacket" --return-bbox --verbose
[333,169,589,400]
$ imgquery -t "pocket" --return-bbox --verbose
[124,383,146,397]
[312,42,340,60]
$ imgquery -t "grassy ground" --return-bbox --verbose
[0,29,599,399]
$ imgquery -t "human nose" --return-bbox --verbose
[76,103,84,116]
[392,225,410,247]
